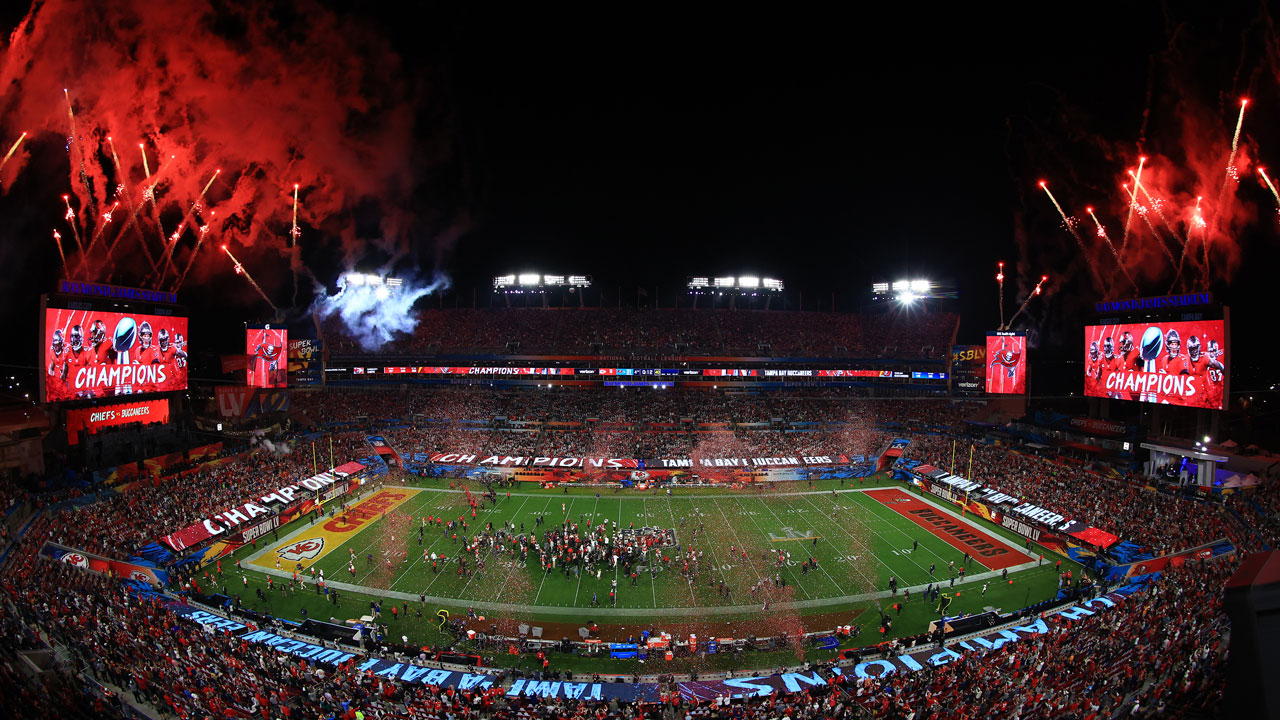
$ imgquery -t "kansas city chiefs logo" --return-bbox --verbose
[62,552,89,568]
[278,538,325,561]
[130,570,152,582]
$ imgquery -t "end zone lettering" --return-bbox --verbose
[322,491,409,532]
[906,508,1008,558]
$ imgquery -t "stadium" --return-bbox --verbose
[2,5,1280,720]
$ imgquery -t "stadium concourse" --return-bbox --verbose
[1,386,1273,719]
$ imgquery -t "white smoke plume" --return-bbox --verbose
[313,270,451,350]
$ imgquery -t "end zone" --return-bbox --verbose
[250,488,420,571]
[865,488,1025,570]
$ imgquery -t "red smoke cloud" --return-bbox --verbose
[0,0,448,296]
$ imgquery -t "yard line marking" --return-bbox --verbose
[749,496,845,597]
[456,494,531,600]
[662,493,698,605]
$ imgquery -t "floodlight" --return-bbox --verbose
[365,274,383,286]
[910,279,930,293]
[762,278,783,290]
[518,273,541,286]
[544,275,565,286]
[345,273,364,286]
[738,276,760,288]
[898,292,917,304]
[892,280,909,291]
[375,286,390,300]
[688,277,710,288]
[386,278,403,287]
[568,275,591,287]
[714,277,735,288]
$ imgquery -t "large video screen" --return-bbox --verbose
[42,308,188,402]
[246,325,288,388]
[1084,320,1228,409]
[985,331,1027,394]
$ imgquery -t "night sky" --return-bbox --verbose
[2,3,1278,391]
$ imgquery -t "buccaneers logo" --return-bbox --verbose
[277,538,325,561]
[990,346,1022,378]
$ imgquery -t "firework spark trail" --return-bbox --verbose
[1127,173,1185,247]
[1130,192,1180,273]
[1085,207,1137,291]
[0,132,26,177]
[51,230,68,277]
[173,211,215,293]
[1209,99,1248,279]
[82,200,119,259]
[996,262,1005,330]
[1260,168,1280,210]
[1039,181,1104,289]
[102,137,162,278]
[63,90,95,210]
[222,243,279,312]
[60,194,91,278]
[1127,170,1191,290]
[1119,156,1145,258]
[156,169,221,287]
[290,183,301,247]
[1005,275,1047,331]
[138,144,179,284]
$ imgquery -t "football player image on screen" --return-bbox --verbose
[1086,341,1102,395]
[89,319,112,364]
[65,325,96,398]
[1203,338,1226,409]
[248,327,286,388]
[47,329,68,398]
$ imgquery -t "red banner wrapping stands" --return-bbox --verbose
[159,463,365,552]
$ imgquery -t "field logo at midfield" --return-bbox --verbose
[278,538,325,561]
[251,488,419,570]
[769,526,820,542]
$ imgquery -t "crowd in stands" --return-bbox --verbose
[0,528,1238,719]
[36,432,371,560]
[320,307,958,359]
[903,435,1242,557]
[5,383,1279,718]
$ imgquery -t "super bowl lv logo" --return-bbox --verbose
[277,538,325,561]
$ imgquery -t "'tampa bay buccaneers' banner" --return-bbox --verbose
[42,308,188,402]
[1083,320,1228,409]
[65,398,170,444]
[426,453,852,469]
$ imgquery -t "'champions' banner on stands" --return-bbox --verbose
[159,463,364,551]
[425,453,851,469]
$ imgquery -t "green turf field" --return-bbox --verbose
[211,474,1075,664]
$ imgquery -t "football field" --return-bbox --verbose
[241,476,1050,619]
